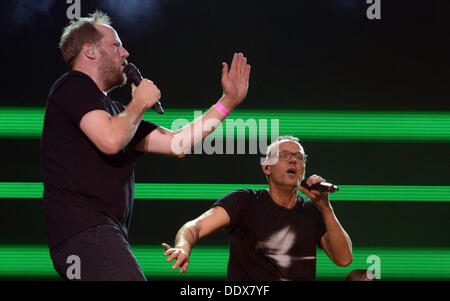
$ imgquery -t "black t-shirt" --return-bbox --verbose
[40,70,158,250]
[213,189,327,281]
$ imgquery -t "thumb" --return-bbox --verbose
[221,62,229,81]
[161,242,171,250]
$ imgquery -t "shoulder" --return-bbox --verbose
[50,71,99,97]
[213,188,258,207]
[46,71,108,124]
[218,188,259,202]
[213,189,261,229]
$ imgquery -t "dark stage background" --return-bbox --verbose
[0,0,449,281]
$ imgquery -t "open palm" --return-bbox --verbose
[221,53,251,107]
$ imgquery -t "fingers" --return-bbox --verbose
[238,55,246,75]
[161,243,189,273]
[230,52,239,73]
[305,174,326,187]
[134,79,161,109]
[298,186,316,199]
[170,251,186,269]
[299,174,326,198]
[179,261,189,274]
[245,64,251,82]
[162,245,176,258]
[228,52,250,76]
[167,250,188,272]
[131,83,136,97]
[166,248,181,262]
[220,52,250,105]
[161,242,171,251]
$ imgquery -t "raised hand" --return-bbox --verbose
[220,52,251,110]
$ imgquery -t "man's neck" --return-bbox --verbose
[72,65,106,93]
[268,185,298,209]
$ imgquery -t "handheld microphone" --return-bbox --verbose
[300,179,339,193]
[123,63,164,114]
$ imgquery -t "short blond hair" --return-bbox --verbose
[59,10,111,68]
[265,135,302,162]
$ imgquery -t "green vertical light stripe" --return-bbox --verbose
[0,245,449,279]
[1,182,449,201]
[1,107,449,141]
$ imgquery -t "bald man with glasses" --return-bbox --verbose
[162,136,352,281]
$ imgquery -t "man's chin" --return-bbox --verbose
[118,77,127,88]
[278,180,299,190]
[105,75,127,93]
[116,72,126,86]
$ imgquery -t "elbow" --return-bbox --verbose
[169,133,188,158]
[99,137,123,155]
[168,149,186,158]
[100,145,121,155]
[337,255,353,267]
[174,152,186,159]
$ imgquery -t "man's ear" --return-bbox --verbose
[82,43,96,59]
[262,163,270,176]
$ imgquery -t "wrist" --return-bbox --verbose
[318,204,333,214]
[215,100,230,117]
[217,95,237,113]
[129,97,148,115]
[175,244,191,256]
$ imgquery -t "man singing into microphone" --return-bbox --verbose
[40,11,250,280]
[162,136,352,280]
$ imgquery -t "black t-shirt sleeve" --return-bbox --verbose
[53,74,107,126]
[212,189,254,232]
[131,119,159,150]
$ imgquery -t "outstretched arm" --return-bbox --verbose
[136,53,250,156]
[162,206,230,273]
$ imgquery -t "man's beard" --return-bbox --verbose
[98,51,126,92]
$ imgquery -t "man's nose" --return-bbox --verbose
[121,47,129,59]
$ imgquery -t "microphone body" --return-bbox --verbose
[123,63,164,114]
[300,179,339,193]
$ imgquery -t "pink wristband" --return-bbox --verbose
[215,101,231,117]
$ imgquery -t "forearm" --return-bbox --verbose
[172,95,232,155]
[320,206,353,266]
[107,99,146,151]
